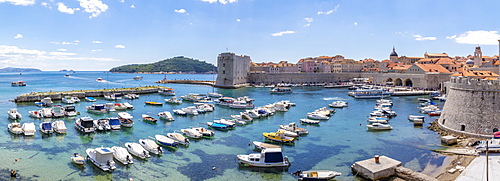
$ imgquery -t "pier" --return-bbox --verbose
[155,79,215,86]
[14,86,167,102]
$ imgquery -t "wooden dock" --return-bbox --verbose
[155,79,215,86]
[14,86,168,102]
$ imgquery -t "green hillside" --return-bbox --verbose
[109,56,216,73]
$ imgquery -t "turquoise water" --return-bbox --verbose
[0,71,448,180]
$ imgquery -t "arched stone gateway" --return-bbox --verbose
[404,78,413,87]
[394,78,403,86]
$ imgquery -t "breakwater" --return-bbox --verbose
[155,79,215,86]
[14,86,167,102]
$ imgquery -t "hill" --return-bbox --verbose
[0,67,42,72]
[109,56,216,73]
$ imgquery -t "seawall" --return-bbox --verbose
[14,86,167,102]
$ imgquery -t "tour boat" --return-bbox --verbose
[278,122,309,135]
[165,97,183,104]
[158,88,175,96]
[158,111,175,121]
[71,153,85,165]
[64,105,77,116]
[145,101,163,106]
[142,114,158,123]
[86,147,116,172]
[292,170,342,180]
[21,122,36,136]
[11,81,26,86]
[237,148,290,167]
[52,120,67,134]
[269,87,292,94]
[8,122,23,135]
[352,89,393,99]
[75,117,96,133]
[108,117,121,130]
[139,138,163,155]
[86,104,107,114]
[7,108,22,120]
[190,126,215,137]
[167,132,190,145]
[111,146,134,165]
[366,123,393,130]
[180,128,203,139]
[155,134,179,147]
[124,142,150,159]
[328,101,348,108]
[94,119,111,131]
[252,141,281,150]
[263,131,295,143]
[299,119,320,125]
[39,121,53,134]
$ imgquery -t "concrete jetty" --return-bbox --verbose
[14,86,168,102]
[155,79,214,86]
[352,155,402,180]
[456,153,500,181]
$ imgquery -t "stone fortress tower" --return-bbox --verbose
[214,52,251,88]
[473,45,482,66]
[437,43,500,137]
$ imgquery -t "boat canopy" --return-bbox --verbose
[94,104,105,110]
[109,118,120,125]
[42,122,52,130]
[264,152,284,163]
[64,105,76,111]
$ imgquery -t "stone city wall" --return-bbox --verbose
[438,77,500,135]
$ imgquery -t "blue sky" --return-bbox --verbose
[1,0,500,71]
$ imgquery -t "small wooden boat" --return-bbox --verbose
[142,114,158,123]
[8,122,23,135]
[299,119,320,125]
[292,170,342,180]
[252,141,280,150]
[145,101,163,106]
[71,153,85,165]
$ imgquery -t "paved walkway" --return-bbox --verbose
[456,153,500,181]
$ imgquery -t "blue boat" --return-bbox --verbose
[85,97,96,102]
[155,135,179,147]
[207,122,228,130]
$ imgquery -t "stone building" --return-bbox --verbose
[214,52,251,88]
[473,45,483,66]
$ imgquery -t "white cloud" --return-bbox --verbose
[48,51,77,56]
[354,22,358,25]
[0,0,35,6]
[91,49,102,52]
[57,48,67,51]
[119,0,124,3]
[201,0,237,4]
[174,9,186,14]
[49,41,79,45]
[236,19,240,22]
[304,18,313,27]
[130,5,134,8]
[92,40,102,43]
[318,4,339,15]
[57,2,80,14]
[78,0,108,18]
[114,45,125,48]
[13,34,23,39]
[413,34,437,41]
[271,30,296,37]
[447,30,500,45]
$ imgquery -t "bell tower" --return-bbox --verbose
[473,45,482,66]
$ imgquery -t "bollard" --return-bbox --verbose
[374,155,380,163]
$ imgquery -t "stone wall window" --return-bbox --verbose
[461,125,466,131]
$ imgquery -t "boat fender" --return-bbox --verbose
[107,160,111,166]
[157,147,162,153]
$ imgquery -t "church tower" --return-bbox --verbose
[473,45,482,66]
[389,47,398,62]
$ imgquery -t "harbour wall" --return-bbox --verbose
[14,86,164,102]
[438,77,500,135]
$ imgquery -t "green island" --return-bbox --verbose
[109,56,216,73]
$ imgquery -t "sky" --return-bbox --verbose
[1,0,500,71]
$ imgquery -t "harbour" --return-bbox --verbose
[0,71,463,180]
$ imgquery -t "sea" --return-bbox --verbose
[0,71,449,181]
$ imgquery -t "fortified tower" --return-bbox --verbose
[473,45,482,66]
[214,52,251,88]
[438,77,500,137]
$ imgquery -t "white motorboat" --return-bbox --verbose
[367,117,389,124]
[104,103,116,112]
[124,94,140,99]
[231,113,253,122]
[139,138,163,155]
[329,101,348,108]
[190,127,214,137]
[158,88,176,96]
[292,170,342,180]
[71,97,80,103]
[272,102,288,112]
[113,103,128,110]
[63,105,77,116]
[62,96,75,104]
[475,139,500,152]
[29,110,43,118]
[229,101,254,109]
[252,141,281,150]
[366,123,393,130]
[237,148,290,167]
[278,122,309,135]
[86,147,116,172]
[277,129,298,137]
[108,117,121,130]
[173,109,187,116]
[376,99,393,105]
[195,103,215,112]
[51,105,65,118]
[142,114,158,123]
[307,112,329,120]
[299,119,320,125]
[104,93,122,100]
[94,119,111,131]
[85,97,96,102]
[315,107,335,116]
[111,146,134,165]
[75,117,96,133]
[22,122,36,136]
[167,132,190,145]
[180,128,203,139]
[8,122,23,135]
[165,97,183,104]
[214,119,236,128]
[118,112,133,119]
[71,153,85,165]
[36,97,53,107]
[158,111,175,121]
[227,118,247,126]
[182,106,199,115]
[8,109,22,120]
[125,142,150,159]
[155,134,179,147]
[269,87,292,94]
[122,102,134,109]
[39,121,53,134]
[207,92,223,98]
[52,120,67,134]
[245,110,261,118]
[408,115,425,121]
[86,104,107,114]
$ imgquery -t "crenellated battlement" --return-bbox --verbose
[448,76,500,90]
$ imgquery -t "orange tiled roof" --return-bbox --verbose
[415,64,452,73]
[451,70,498,77]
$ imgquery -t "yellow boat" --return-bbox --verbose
[145,101,163,106]
[262,130,295,143]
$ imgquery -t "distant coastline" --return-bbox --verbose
[0,67,42,72]
[111,71,216,74]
